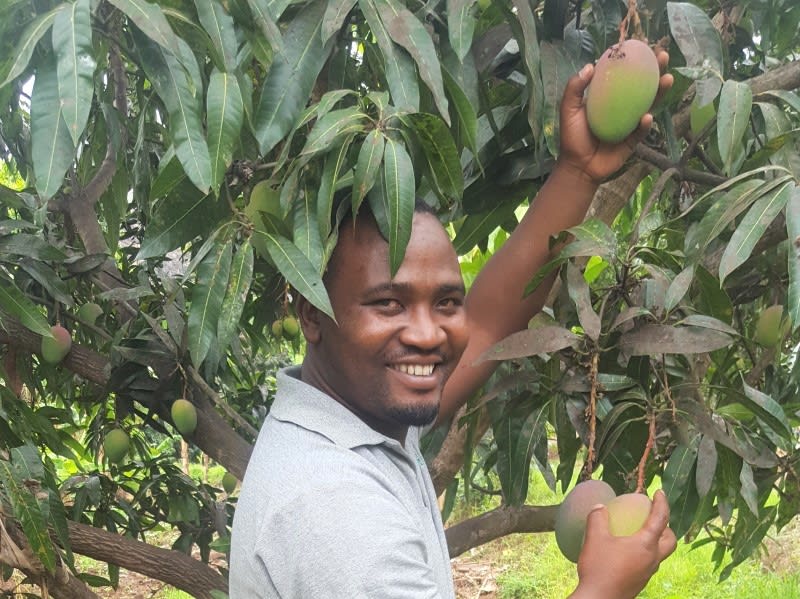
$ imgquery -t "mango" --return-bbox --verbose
[77,302,103,325]
[245,180,281,261]
[104,428,130,464]
[282,316,300,340]
[606,492,652,536]
[222,472,238,494]
[555,479,617,562]
[271,319,284,338]
[171,398,198,435]
[41,325,72,364]
[586,39,659,144]
[754,304,787,347]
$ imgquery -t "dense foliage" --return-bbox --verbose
[0,0,798,596]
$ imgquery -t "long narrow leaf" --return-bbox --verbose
[264,232,335,320]
[217,240,254,355]
[0,283,53,337]
[207,70,244,192]
[254,0,334,155]
[318,136,355,240]
[382,137,415,275]
[323,0,358,43]
[359,0,419,111]
[717,80,753,176]
[292,186,324,269]
[108,0,183,57]
[52,0,95,145]
[194,0,238,71]
[0,7,65,89]
[511,0,543,140]
[188,241,233,366]
[136,31,212,192]
[30,60,74,199]
[373,0,449,122]
[447,0,476,61]
[719,180,792,282]
[352,129,385,212]
[401,113,463,203]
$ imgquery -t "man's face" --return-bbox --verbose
[301,212,469,439]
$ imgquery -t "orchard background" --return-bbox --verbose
[0,0,799,596]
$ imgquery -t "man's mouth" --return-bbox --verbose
[391,363,436,376]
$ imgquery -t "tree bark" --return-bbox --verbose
[445,504,558,557]
[67,521,227,599]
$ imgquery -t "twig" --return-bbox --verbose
[585,352,599,477]
[636,411,656,493]
[187,366,259,438]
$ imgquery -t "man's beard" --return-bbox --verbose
[386,401,440,427]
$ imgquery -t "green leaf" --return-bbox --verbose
[318,135,355,240]
[0,282,52,337]
[194,0,238,71]
[322,0,358,43]
[441,68,478,155]
[382,137,415,275]
[567,218,617,255]
[684,179,765,260]
[453,201,518,255]
[372,0,449,122]
[717,80,753,177]
[719,180,792,282]
[539,41,581,157]
[0,446,56,573]
[401,113,462,203]
[447,0,476,62]
[0,6,65,89]
[0,233,67,262]
[217,239,254,355]
[352,129,386,213]
[740,381,793,440]
[787,184,800,331]
[566,261,600,341]
[662,440,700,539]
[695,434,717,498]
[188,241,233,366]
[666,2,723,74]
[18,258,74,307]
[31,59,74,199]
[136,31,212,193]
[108,0,183,57]
[52,0,95,146]
[676,314,738,337]
[292,185,324,269]
[664,265,695,313]
[263,232,335,320]
[358,0,419,111]
[137,188,228,260]
[253,0,334,155]
[300,107,367,158]
[207,70,244,192]
[244,0,284,54]
[511,0,543,141]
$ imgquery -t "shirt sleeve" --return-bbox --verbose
[255,481,445,599]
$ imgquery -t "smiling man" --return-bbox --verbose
[230,54,677,599]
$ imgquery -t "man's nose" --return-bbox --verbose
[399,308,447,349]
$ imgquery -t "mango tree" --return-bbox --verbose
[0,0,799,596]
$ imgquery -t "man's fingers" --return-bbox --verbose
[656,50,669,73]
[640,489,671,540]
[563,64,593,108]
[658,527,678,560]
[582,503,610,545]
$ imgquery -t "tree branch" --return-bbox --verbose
[445,504,558,557]
[67,521,227,599]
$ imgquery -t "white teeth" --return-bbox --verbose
[395,364,434,376]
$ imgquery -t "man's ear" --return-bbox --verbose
[296,295,322,344]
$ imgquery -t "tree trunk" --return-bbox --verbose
[182,440,190,474]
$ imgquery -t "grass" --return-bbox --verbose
[451,468,800,599]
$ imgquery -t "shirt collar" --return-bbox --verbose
[269,366,405,450]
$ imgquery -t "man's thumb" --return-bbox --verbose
[563,64,593,104]
[582,503,610,543]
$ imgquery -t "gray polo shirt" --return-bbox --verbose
[229,367,455,598]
